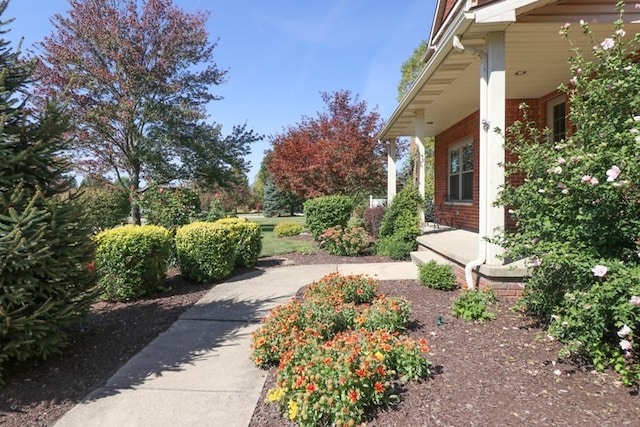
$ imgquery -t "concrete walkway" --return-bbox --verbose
[54,262,419,427]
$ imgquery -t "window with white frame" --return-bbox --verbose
[448,140,473,201]
[547,95,566,143]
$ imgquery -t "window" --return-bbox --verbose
[547,95,566,143]
[448,140,473,201]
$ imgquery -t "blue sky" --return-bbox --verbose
[5,0,435,184]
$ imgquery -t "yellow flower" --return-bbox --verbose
[374,351,385,362]
[266,387,284,402]
[288,400,298,421]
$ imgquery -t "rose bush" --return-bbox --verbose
[495,3,640,385]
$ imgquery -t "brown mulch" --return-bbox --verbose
[2,234,640,426]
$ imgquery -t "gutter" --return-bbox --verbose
[453,35,488,290]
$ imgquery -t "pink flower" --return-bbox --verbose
[590,177,599,185]
[630,295,640,307]
[606,165,620,181]
[528,258,541,268]
[591,264,608,277]
[581,175,592,183]
[601,38,615,50]
[618,324,632,338]
[620,339,632,351]
[616,29,626,37]
[570,77,577,86]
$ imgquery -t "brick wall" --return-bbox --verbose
[434,91,565,233]
[434,111,479,231]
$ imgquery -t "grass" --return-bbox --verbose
[242,215,314,256]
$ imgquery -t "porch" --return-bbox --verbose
[410,227,529,301]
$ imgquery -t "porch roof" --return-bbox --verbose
[379,0,640,140]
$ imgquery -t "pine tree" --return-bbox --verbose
[0,0,96,383]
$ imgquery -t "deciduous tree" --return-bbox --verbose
[397,40,428,102]
[267,90,386,199]
[33,0,260,223]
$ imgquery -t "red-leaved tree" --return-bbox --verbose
[267,90,386,200]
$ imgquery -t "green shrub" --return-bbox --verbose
[376,185,422,259]
[303,195,353,240]
[419,260,458,291]
[204,194,226,222]
[375,234,416,260]
[451,289,498,321]
[175,221,236,283]
[94,225,173,301]
[215,217,262,268]
[77,184,130,233]
[493,9,640,385]
[273,221,305,237]
[140,185,201,229]
[319,225,372,256]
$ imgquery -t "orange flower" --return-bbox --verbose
[306,383,317,392]
[348,389,360,403]
[374,382,385,393]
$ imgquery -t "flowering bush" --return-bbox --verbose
[251,273,430,425]
[494,3,640,385]
[319,225,372,256]
[304,273,378,305]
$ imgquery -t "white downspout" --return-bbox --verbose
[454,35,488,290]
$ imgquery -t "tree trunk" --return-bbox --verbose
[129,173,141,225]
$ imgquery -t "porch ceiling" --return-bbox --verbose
[380,1,640,140]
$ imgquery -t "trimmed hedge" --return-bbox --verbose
[94,225,173,301]
[304,195,353,240]
[175,218,262,283]
[273,221,305,237]
[175,221,236,283]
[215,217,262,268]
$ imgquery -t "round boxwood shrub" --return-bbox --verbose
[94,225,173,301]
[419,260,458,291]
[215,217,262,268]
[304,195,353,240]
[175,221,237,283]
[273,221,305,237]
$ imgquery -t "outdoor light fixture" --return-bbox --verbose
[515,70,527,76]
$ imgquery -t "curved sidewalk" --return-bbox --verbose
[54,262,419,427]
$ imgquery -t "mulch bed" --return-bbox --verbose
[2,234,640,426]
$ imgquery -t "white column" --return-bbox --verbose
[414,111,426,199]
[386,139,397,205]
[484,32,506,264]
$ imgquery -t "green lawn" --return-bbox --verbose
[241,215,313,256]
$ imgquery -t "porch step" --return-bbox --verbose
[410,250,450,266]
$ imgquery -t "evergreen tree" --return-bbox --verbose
[0,0,96,383]
[263,178,301,217]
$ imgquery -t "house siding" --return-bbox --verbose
[435,90,568,232]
